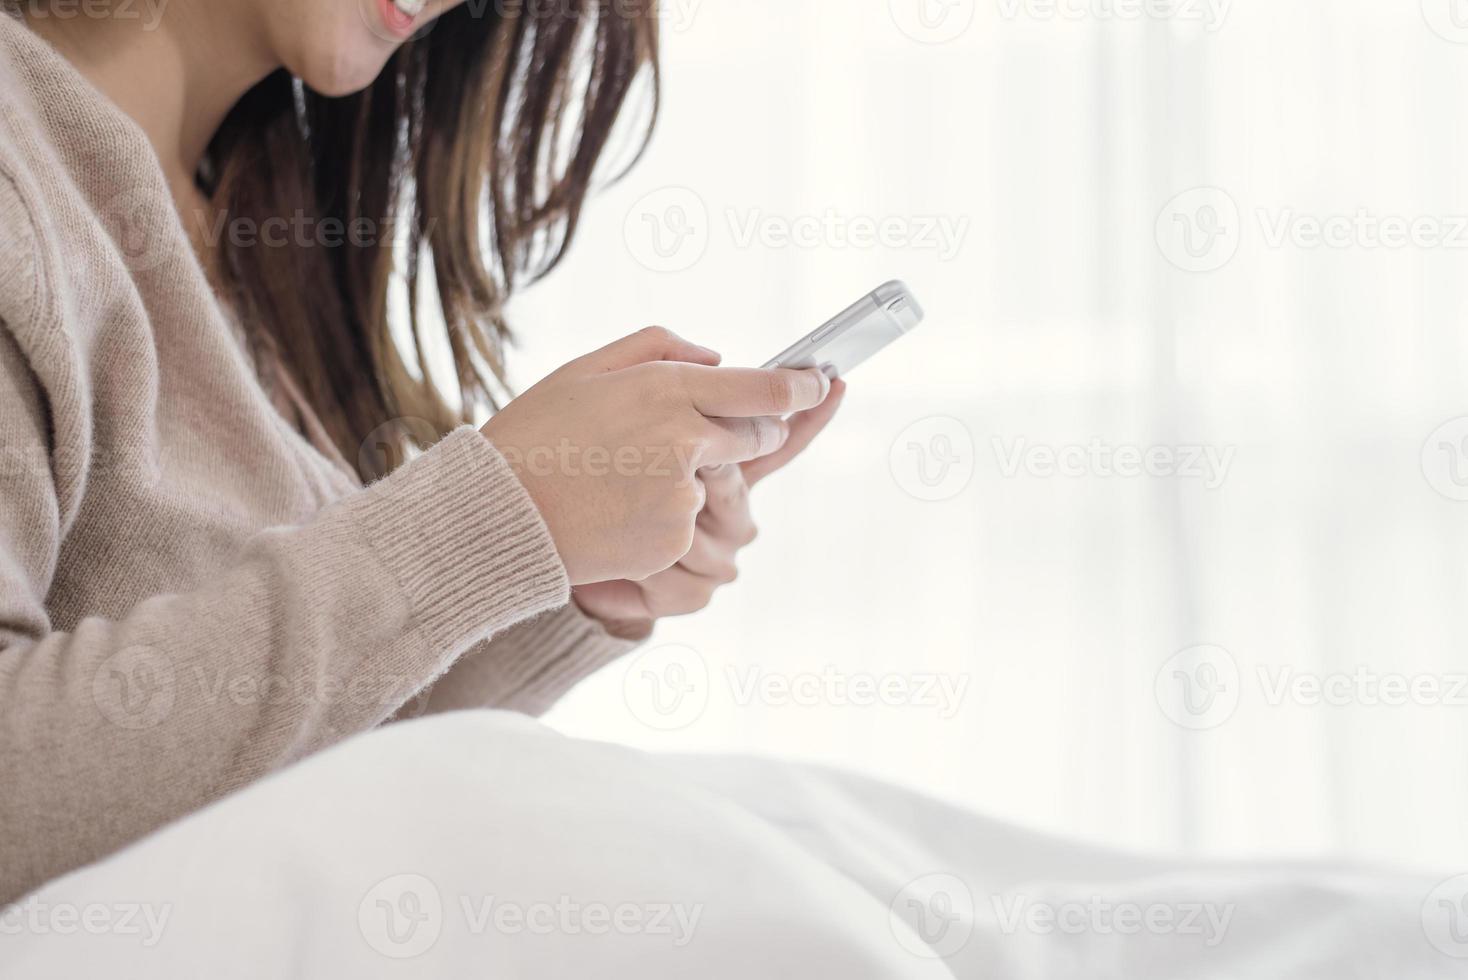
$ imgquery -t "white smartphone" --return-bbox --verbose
[762,280,924,377]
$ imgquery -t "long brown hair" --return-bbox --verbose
[202,0,659,478]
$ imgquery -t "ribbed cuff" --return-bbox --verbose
[493,603,645,716]
[411,601,645,718]
[347,427,570,658]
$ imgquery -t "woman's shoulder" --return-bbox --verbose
[0,16,175,352]
[0,17,69,337]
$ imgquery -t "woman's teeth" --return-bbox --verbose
[393,0,425,17]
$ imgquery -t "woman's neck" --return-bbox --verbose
[21,1,277,208]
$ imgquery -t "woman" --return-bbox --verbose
[0,2,1446,975]
[0,0,841,902]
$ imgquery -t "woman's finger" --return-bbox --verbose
[695,464,758,545]
[677,526,740,582]
[572,580,653,622]
[680,365,830,419]
[700,416,790,467]
[641,565,722,618]
[741,377,846,486]
[573,325,722,374]
[698,463,749,517]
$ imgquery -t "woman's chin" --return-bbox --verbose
[295,47,397,98]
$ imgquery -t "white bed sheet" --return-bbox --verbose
[1,712,1458,978]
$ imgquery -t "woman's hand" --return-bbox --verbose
[572,377,847,633]
[480,327,831,586]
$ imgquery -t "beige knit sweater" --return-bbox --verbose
[0,16,639,902]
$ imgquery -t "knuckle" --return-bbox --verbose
[757,418,786,456]
[640,325,675,344]
[670,521,698,559]
[623,360,659,386]
[739,418,765,456]
[683,433,713,468]
[764,371,797,413]
[674,479,705,514]
[704,461,737,482]
[735,418,764,457]
[739,523,759,546]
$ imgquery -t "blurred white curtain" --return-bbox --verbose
[502,0,1468,872]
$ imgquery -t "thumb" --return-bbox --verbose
[572,326,722,374]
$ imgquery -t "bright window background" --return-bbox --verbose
[500,0,1468,873]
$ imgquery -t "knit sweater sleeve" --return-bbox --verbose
[0,307,570,902]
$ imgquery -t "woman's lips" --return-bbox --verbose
[376,0,422,38]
